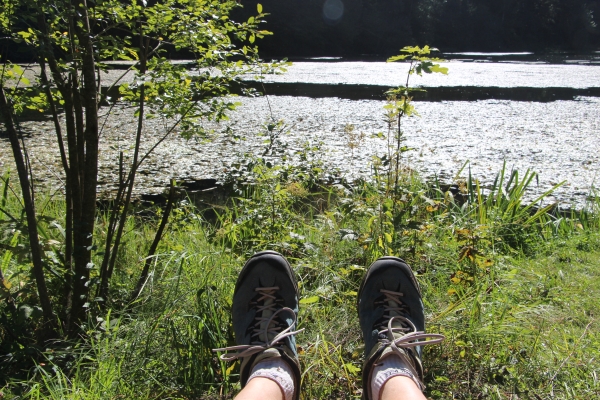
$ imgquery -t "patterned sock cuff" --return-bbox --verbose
[371,354,421,400]
[248,358,295,400]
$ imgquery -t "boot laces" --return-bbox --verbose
[377,288,445,345]
[213,287,303,361]
[375,289,445,389]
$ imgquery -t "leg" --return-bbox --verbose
[213,251,303,400]
[380,376,427,400]
[235,377,283,400]
[358,256,445,400]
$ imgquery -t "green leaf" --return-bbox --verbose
[387,54,409,62]
[226,362,236,376]
[384,232,393,243]
[401,45,420,53]
[299,295,319,304]
[344,362,360,375]
[257,3,263,13]
[430,64,449,75]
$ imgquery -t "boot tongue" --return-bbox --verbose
[254,347,281,364]
[386,298,408,338]
[259,297,275,343]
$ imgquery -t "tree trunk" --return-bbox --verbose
[0,87,55,336]
[67,0,100,335]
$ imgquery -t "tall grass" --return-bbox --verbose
[2,161,599,399]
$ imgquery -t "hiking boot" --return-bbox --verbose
[213,251,303,399]
[358,256,444,398]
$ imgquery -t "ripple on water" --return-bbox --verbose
[1,96,598,208]
[212,96,599,208]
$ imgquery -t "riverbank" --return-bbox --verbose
[2,157,599,399]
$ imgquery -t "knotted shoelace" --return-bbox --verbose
[213,286,304,361]
[374,289,445,390]
[376,289,445,345]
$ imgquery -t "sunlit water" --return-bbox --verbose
[2,60,599,208]
[207,95,600,208]
[256,60,600,88]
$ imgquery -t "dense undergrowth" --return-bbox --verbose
[1,153,599,398]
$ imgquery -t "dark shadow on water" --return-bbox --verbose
[233,81,600,102]
[0,121,37,140]
[287,51,600,65]
[0,109,56,124]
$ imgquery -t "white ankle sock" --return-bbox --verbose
[371,354,420,400]
[248,358,295,400]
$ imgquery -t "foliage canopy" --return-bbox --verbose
[0,0,278,345]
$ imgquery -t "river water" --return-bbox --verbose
[1,55,599,208]
[253,59,600,88]
[225,56,600,208]
[201,94,599,208]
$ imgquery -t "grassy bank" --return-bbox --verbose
[2,158,599,399]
